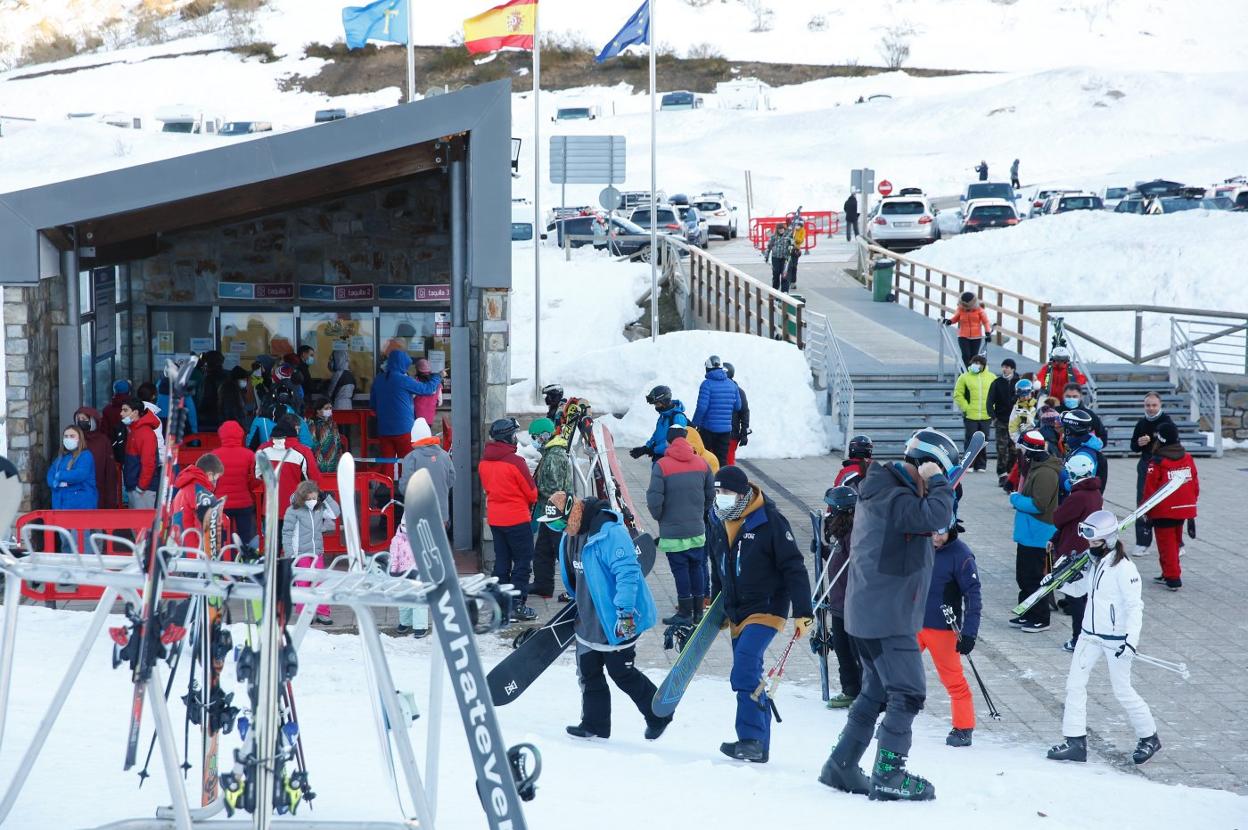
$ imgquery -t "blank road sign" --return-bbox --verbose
[549,135,626,184]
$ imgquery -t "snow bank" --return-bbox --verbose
[3,604,1244,827]
[547,330,828,460]
[918,210,1248,363]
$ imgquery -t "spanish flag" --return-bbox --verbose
[463,0,537,54]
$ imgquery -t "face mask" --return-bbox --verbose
[305,499,318,510]
[306,357,315,366]
[122,415,135,426]
[76,418,93,432]
[320,409,333,420]
[1063,397,1080,409]
[714,493,739,511]
[237,379,248,389]
[63,437,79,451]
[253,369,262,378]
[1145,409,1163,421]
[969,365,983,374]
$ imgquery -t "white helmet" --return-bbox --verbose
[705,355,723,370]
[1064,454,1096,481]
[1078,509,1119,548]
[1051,345,1071,361]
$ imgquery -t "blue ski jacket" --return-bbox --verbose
[922,537,982,637]
[692,368,740,434]
[644,401,689,456]
[46,450,99,510]
[370,350,441,437]
[560,505,657,647]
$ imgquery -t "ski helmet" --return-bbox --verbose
[1078,509,1119,548]
[723,362,735,379]
[704,355,723,370]
[1060,408,1093,436]
[489,417,520,444]
[847,434,874,459]
[1015,378,1034,397]
[823,485,858,513]
[1064,454,1096,482]
[903,428,959,475]
[542,383,564,407]
[645,385,673,408]
[1051,345,1071,362]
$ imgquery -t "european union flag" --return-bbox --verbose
[595,0,650,63]
[342,0,408,50]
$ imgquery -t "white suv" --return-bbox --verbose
[691,192,739,240]
[866,195,939,250]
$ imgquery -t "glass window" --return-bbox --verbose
[79,270,92,315]
[881,201,925,216]
[93,357,114,411]
[220,310,295,372]
[299,311,376,396]
[80,321,93,407]
[380,310,452,394]
[150,308,216,368]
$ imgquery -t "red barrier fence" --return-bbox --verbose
[17,509,156,602]
[749,211,842,252]
[309,470,398,556]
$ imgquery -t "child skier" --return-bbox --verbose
[1047,510,1161,766]
[282,479,340,626]
[833,435,874,489]
[918,524,982,747]
[815,485,861,709]
[388,517,429,637]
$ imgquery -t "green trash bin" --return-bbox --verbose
[872,258,895,302]
[784,293,805,339]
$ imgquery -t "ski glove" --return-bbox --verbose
[943,319,954,326]
[615,610,637,640]
[793,617,814,639]
[1115,642,1137,660]
[956,634,976,655]
[629,446,650,460]
[739,432,749,447]
[1187,518,1196,539]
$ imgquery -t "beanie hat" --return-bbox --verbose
[113,379,132,396]
[527,417,555,437]
[713,465,750,495]
[1019,430,1048,454]
[411,417,432,442]
[1156,421,1180,445]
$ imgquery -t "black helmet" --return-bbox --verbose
[847,434,874,459]
[723,362,735,379]
[823,486,858,513]
[704,355,723,370]
[542,383,564,406]
[489,417,520,444]
[1060,408,1093,436]
[645,385,673,408]
[903,428,959,474]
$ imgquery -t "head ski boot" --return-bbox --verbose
[869,747,936,801]
[818,736,871,795]
[946,727,973,747]
[1046,735,1087,762]
[1132,734,1161,765]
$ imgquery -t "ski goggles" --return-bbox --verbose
[1077,522,1105,540]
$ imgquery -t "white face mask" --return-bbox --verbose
[237,379,248,389]
[305,499,318,509]
[122,414,135,425]
[714,493,739,511]
[252,369,262,378]
[306,357,315,366]
[969,364,983,374]
[320,409,333,420]
[63,437,79,451]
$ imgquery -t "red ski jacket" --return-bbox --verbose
[478,440,537,527]
[1144,452,1199,520]
[215,421,260,511]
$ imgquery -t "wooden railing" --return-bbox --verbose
[670,237,805,348]
[856,239,1052,362]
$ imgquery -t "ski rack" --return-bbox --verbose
[0,524,519,830]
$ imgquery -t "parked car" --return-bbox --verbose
[676,205,709,248]
[314,108,347,123]
[660,91,703,110]
[866,195,939,250]
[1043,192,1104,214]
[545,206,595,228]
[1101,186,1129,210]
[1115,195,1229,214]
[961,181,1017,207]
[961,198,1019,232]
[1133,179,1186,197]
[627,204,684,236]
[618,190,668,211]
[219,121,273,137]
[156,107,221,134]
[554,215,661,258]
[554,103,601,121]
[691,192,739,239]
[1025,188,1077,218]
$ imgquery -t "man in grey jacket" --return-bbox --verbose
[398,418,453,524]
[818,428,958,803]
[646,428,715,627]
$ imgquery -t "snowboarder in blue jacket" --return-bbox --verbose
[631,385,688,460]
[692,355,740,467]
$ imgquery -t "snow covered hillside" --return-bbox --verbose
[3,604,1244,827]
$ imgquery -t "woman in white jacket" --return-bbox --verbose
[282,479,340,626]
[1048,509,1161,765]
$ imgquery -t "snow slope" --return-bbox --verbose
[2,604,1243,828]
[918,210,1248,363]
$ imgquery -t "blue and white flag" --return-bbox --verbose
[342,0,409,49]
[595,0,650,63]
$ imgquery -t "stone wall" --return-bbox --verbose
[1219,380,1248,441]
[4,271,67,510]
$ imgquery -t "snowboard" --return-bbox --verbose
[598,424,640,533]
[487,533,656,706]
[651,593,727,719]
[809,510,830,702]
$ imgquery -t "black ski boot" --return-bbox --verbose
[566,724,608,739]
[691,596,705,625]
[869,747,936,801]
[945,727,973,747]
[1132,734,1161,765]
[644,715,673,741]
[719,739,768,763]
[818,737,871,795]
[1046,735,1087,762]
[662,597,694,627]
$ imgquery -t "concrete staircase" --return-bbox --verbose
[850,368,1213,459]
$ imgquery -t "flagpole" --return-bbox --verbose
[648,0,658,342]
[405,0,415,102]
[533,3,543,396]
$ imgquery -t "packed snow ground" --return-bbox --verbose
[1,604,1243,828]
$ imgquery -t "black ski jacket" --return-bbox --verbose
[710,489,813,625]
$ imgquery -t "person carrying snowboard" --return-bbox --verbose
[709,466,813,764]
[815,486,861,709]
[479,417,539,621]
[818,428,956,801]
[646,426,714,627]
[529,417,573,600]
[919,523,981,748]
[548,492,670,742]
[631,385,688,460]
[1047,510,1161,766]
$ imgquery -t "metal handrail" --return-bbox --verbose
[1170,319,1223,457]
[1047,306,1248,372]
[803,310,856,454]
[937,318,965,382]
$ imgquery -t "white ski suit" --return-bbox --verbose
[1061,551,1156,739]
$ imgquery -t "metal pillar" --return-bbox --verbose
[449,150,472,551]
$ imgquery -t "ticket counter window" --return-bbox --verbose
[220,311,295,372]
[150,308,216,367]
[380,310,451,394]
[299,311,375,397]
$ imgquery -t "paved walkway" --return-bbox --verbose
[611,446,1248,794]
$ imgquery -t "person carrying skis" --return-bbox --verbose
[527,417,572,600]
[815,486,861,709]
[953,354,994,472]
[834,435,874,489]
[120,398,161,509]
[479,417,539,621]
[1050,454,1103,652]
[818,429,956,801]
[709,465,813,764]
[724,362,750,465]
[843,193,860,241]
[987,359,1020,479]
[548,492,670,742]
[1141,421,1198,591]
[764,222,795,292]
[919,523,982,747]
[370,350,440,462]
[646,426,714,627]
[692,355,740,466]
[1036,346,1087,398]
[542,384,566,425]
[47,424,99,510]
[630,385,688,460]
[282,479,340,626]
[1128,392,1174,556]
[1047,510,1161,766]
[1008,430,1062,633]
[1061,409,1108,492]
[944,292,993,368]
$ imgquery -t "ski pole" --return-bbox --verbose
[1087,639,1190,679]
[941,605,1002,721]
[751,627,799,703]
